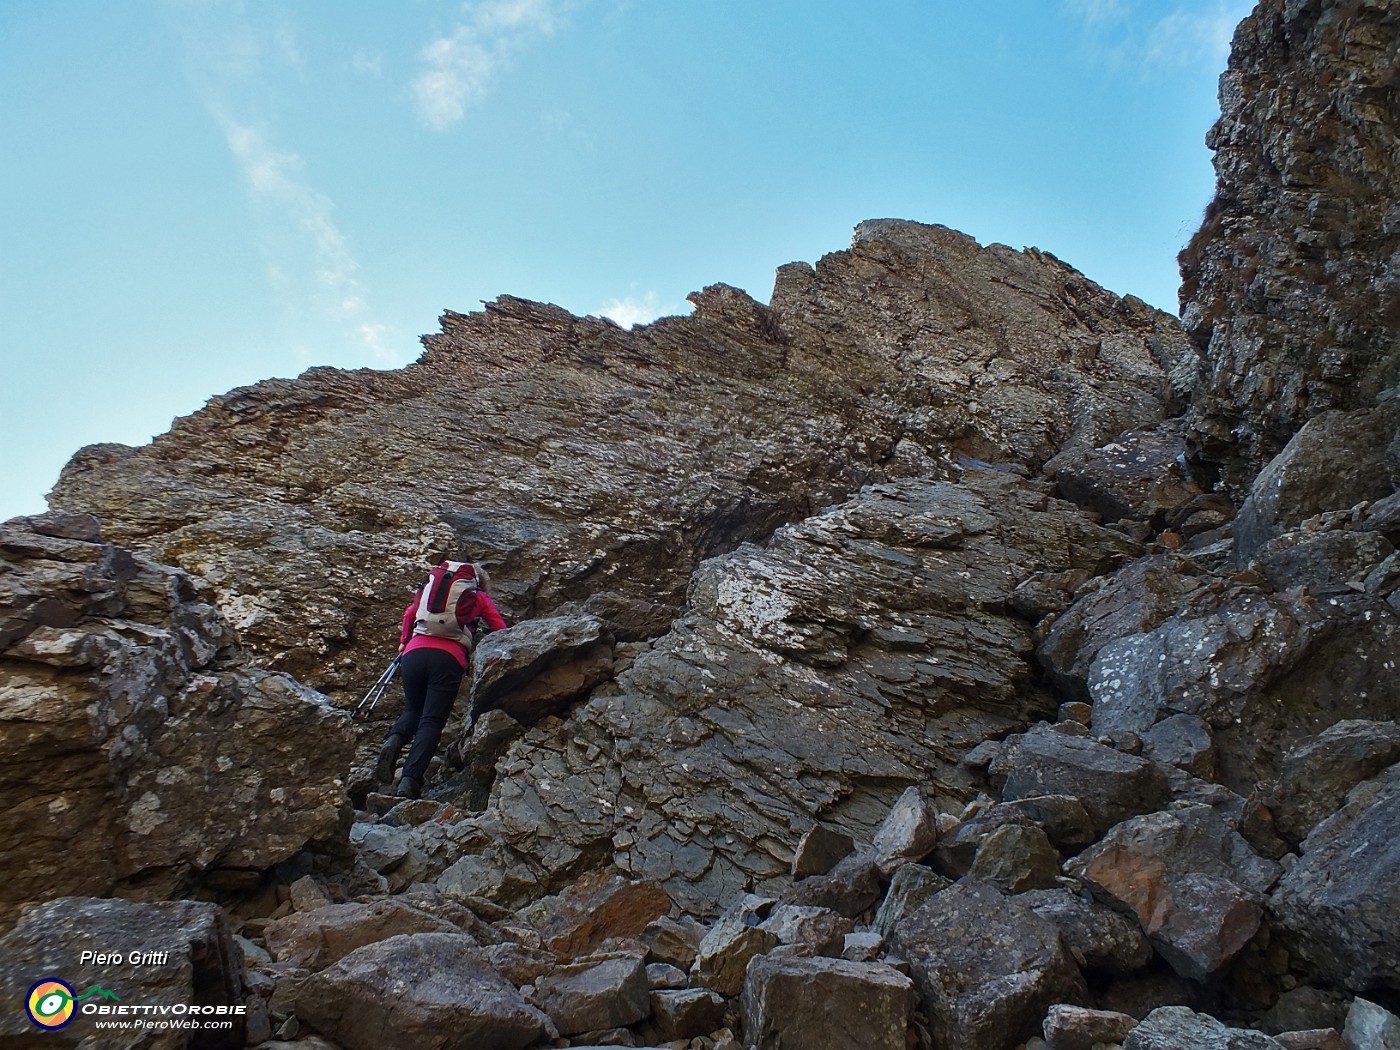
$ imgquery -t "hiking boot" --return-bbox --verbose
[375,734,405,787]
[395,777,421,800]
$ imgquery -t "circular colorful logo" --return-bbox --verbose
[26,978,76,1029]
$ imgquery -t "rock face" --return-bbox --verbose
[0,513,354,927]
[48,223,1182,696]
[1179,0,1400,488]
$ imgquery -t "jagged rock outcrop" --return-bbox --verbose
[1179,0,1400,488]
[48,222,1184,695]
[0,513,354,929]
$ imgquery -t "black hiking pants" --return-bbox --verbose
[391,647,465,785]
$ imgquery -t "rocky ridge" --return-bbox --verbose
[48,221,1183,695]
[3,0,1400,1048]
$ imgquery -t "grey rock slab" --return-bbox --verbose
[968,823,1061,893]
[649,987,727,1042]
[791,823,855,878]
[1142,713,1217,778]
[690,916,779,997]
[467,614,616,726]
[1232,404,1400,565]
[871,785,939,875]
[1256,530,1394,594]
[1037,554,1209,700]
[1272,720,1400,846]
[1046,421,1203,527]
[1123,1006,1285,1050]
[1020,888,1153,976]
[872,863,951,939]
[890,878,1087,1050]
[1043,1004,1139,1050]
[1274,1030,1345,1050]
[782,853,884,918]
[1081,584,1400,799]
[756,904,854,957]
[1343,997,1400,1050]
[299,933,547,1050]
[645,962,688,989]
[263,899,464,971]
[533,955,650,1037]
[741,954,912,1050]
[640,915,706,971]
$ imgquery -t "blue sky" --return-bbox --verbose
[0,0,1254,521]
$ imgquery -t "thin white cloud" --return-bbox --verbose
[1144,7,1241,69]
[222,121,397,358]
[351,50,384,78]
[413,0,565,130]
[1064,0,1249,72]
[168,2,398,363]
[597,292,677,329]
[1063,0,1128,25]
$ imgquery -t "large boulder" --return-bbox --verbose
[1082,582,1400,798]
[1067,806,1281,980]
[1038,554,1211,700]
[890,878,1087,1050]
[1179,0,1400,489]
[263,899,465,970]
[531,871,671,959]
[466,614,616,725]
[298,933,548,1050]
[1019,888,1154,977]
[1270,762,1400,994]
[532,956,651,1037]
[1270,720,1400,846]
[0,513,354,927]
[996,725,1172,838]
[741,955,913,1050]
[1046,422,1205,531]
[0,896,245,1049]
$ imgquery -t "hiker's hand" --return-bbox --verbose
[398,644,405,653]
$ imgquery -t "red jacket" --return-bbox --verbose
[400,588,508,669]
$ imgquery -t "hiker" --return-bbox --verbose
[376,556,508,799]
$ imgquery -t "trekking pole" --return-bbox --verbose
[353,656,401,719]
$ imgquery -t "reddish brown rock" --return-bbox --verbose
[536,872,672,959]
